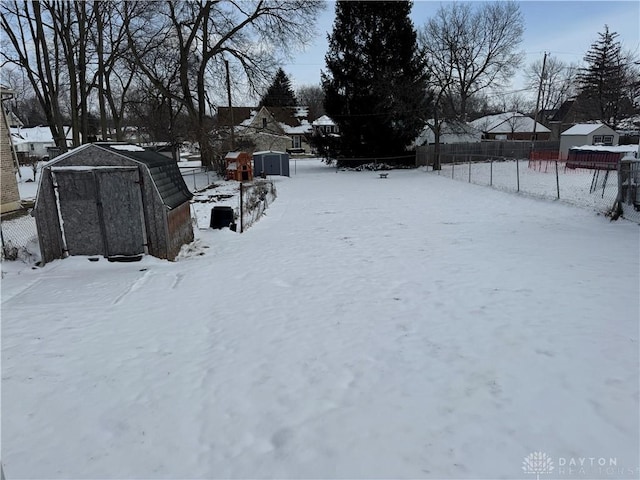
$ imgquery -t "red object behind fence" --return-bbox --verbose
[566,151,620,171]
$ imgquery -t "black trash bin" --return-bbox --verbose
[210,206,235,229]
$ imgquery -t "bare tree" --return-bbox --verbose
[421,1,524,121]
[494,94,535,137]
[91,1,144,141]
[525,56,578,122]
[1,1,68,150]
[125,0,323,168]
[296,84,325,121]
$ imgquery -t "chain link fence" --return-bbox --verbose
[431,156,640,223]
[1,211,39,262]
[239,180,277,232]
[179,165,218,191]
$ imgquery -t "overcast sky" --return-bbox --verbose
[280,0,640,101]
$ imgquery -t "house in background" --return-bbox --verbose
[559,123,619,157]
[470,112,551,141]
[311,115,339,136]
[1,85,21,214]
[217,106,313,154]
[10,125,74,160]
[414,120,482,146]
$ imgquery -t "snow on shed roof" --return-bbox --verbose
[253,151,287,156]
[570,144,638,153]
[562,123,613,136]
[96,144,192,209]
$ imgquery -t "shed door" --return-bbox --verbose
[95,169,146,257]
[264,154,281,175]
[53,170,105,256]
[52,168,145,258]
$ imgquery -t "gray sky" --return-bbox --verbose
[281,0,640,101]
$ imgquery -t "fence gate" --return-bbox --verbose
[52,167,146,258]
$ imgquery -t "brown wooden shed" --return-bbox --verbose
[33,143,194,263]
[225,151,253,181]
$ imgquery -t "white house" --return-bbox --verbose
[311,115,339,135]
[470,112,551,140]
[10,125,74,159]
[559,123,619,157]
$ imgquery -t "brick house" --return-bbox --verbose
[1,85,21,214]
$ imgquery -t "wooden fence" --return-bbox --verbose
[416,140,560,166]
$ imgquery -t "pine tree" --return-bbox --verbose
[259,68,297,107]
[577,25,630,127]
[322,0,430,160]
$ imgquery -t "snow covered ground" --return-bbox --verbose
[435,159,638,221]
[2,159,639,478]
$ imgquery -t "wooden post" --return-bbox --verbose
[555,160,560,199]
[468,160,471,183]
[239,183,243,233]
[490,159,493,186]
[516,159,520,192]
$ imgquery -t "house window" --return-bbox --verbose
[593,135,613,146]
[292,135,301,149]
[30,143,34,151]
[262,118,267,129]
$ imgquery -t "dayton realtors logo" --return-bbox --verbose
[523,452,633,477]
[523,452,554,480]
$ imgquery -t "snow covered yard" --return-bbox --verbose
[2,159,639,478]
[435,160,630,219]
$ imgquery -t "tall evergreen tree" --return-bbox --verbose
[577,25,632,127]
[322,0,430,159]
[260,68,298,107]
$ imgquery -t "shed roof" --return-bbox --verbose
[45,143,192,209]
[94,143,192,209]
[253,150,287,156]
[561,123,613,136]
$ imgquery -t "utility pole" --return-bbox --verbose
[225,59,235,151]
[531,51,548,143]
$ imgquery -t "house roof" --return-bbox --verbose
[414,120,482,146]
[550,100,575,122]
[312,115,336,126]
[561,123,614,136]
[470,112,550,134]
[46,143,192,209]
[218,106,312,135]
[217,107,256,127]
[10,125,74,145]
